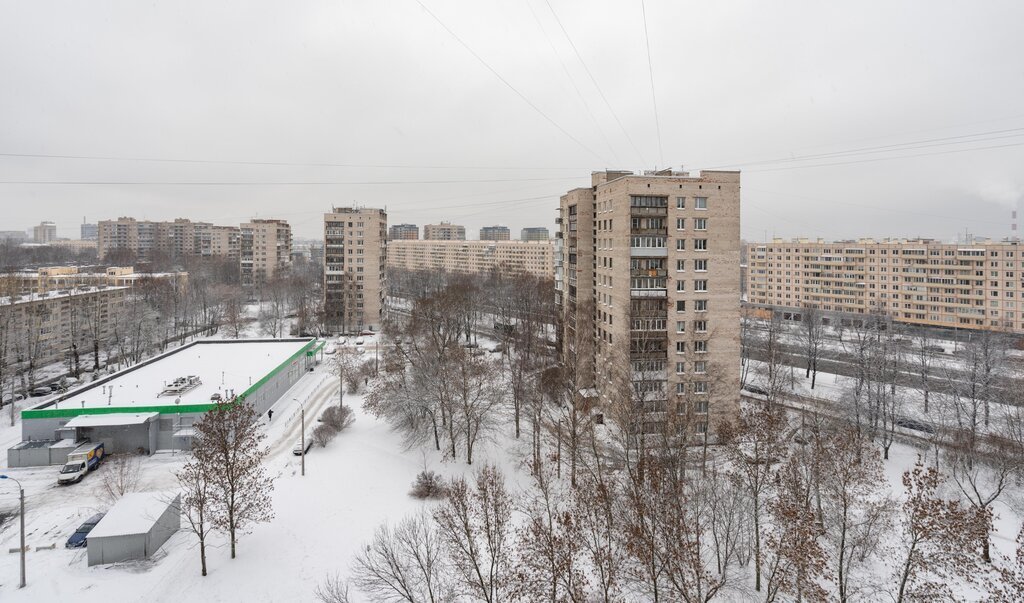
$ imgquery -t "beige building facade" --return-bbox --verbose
[746,237,1024,333]
[0,286,127,369]
[1,266,186,295]
[423,222,466,240]
[240,219,292,290]
[324,207,387,333]
[558,169,742,436]
[388,240,554,279]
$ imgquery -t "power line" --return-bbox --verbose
[543,0,647,166]
[744,140,1024,173]
[0,176,584,186]
[707,126,1024,170]
[0,151,587,171]
[411,0,609,165]
[640,0,664,167]
[525,0,620,164]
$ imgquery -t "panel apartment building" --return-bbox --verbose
[388,240,554,279]
[98,218,241,262]
[324,207,387,333]
[423,222,466,240]
[389,224,419,240]
[557,169,741,436]
[479,225,511,241]
[746,237,1024,333]
[240,219,292,290]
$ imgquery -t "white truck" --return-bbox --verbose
[58,442,105,485]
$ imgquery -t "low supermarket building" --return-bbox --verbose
[8,338,323,466]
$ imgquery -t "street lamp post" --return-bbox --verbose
[292,398,305,477]
[0,474,25,588]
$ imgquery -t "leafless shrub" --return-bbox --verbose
[322,405,355,433]
[409,470,446,500]
[100,453,141,505]
[313,423,338,448]
[314,573,352,603]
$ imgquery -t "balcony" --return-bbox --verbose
[631,247,667,257]
[631,288,667,298]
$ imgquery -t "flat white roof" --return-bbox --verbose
[89,492,177,539]
[64,412,158,428]
[50,339,312,411]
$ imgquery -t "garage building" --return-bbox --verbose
[87,492,181,566]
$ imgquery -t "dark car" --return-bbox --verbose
[66,513,105,548]
[895,417,936,434]
[743,385,769,397]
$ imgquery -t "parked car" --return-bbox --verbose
[210,392,222,402]
[355,338,365,345]
[324,345,337,355]
[895,417,936,434]
[293,435,313,455]
[66,513,106,548]
[48,382,61,392]
[743,385,769,397]
[337,337,347,345]
[1,393,25,405]
[30,387,51,397]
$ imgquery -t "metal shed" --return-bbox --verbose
[87,492,180,566]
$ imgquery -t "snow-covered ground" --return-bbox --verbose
[0,344,530,601]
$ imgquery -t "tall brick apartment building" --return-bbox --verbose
[557,169,742,436]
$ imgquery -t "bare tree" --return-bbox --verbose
[433,465,514,603]
[722,403,787,593]
[352,512,451,603]
[891,458,991,602]
[762,454,829,603]
[818,428,889,602]
[450,351,504,465]
[314,574,352,603]
[799,305,825,390]
[192,399,275,559]
[754,313,789,408]
[514,466,589,602]
[913,336,936,414]
[177,457,215,576]
[99,453,141,505]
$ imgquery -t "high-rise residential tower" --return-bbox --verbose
[423,222,466,240]
[557,169,741,437]
[240,219,292,290]
[324,207,387,333]
[388,223,419,240]
[479,225,511,241]
[521,227,550,241]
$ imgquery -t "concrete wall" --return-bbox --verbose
[87,495,180,566]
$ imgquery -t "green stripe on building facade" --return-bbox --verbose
[22,339,320,420]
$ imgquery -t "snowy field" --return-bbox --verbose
[0,345,528,601]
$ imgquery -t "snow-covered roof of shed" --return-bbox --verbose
[89,492,179,539]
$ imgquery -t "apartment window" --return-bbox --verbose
[694,218,708,231]
[694,259,708,272]
[694,320,707,333]
[695,400,709,413]
[696,421,708,434]
[693,381,708,394]
[676,239,686,251]
[695,197,708,209]
[676,341,686,354]
[694,239,708,251]
[695,279,708,292]
[695,299,708,312]
[676,382,686,394]
[694,360,707,373]
[676,320,686,333]
[676,281,686,292]
[694,340,708,353]
[675,361,686,374]
[676,300,686,312]
[676,259,686,271]
[676,197,686,209]
[676,218,686,230]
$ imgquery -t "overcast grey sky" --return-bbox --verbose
[1,0,1022,242]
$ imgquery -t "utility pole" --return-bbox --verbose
[0,475,25,588]
[293,398,305,477]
